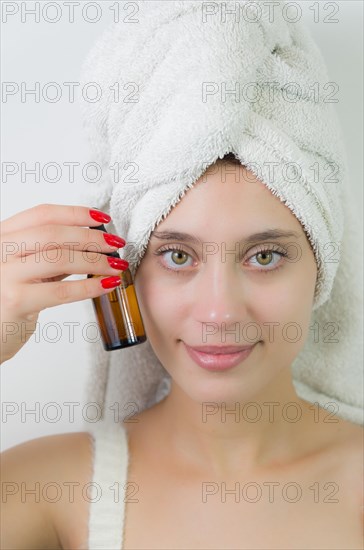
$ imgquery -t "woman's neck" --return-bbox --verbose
[142,366,342,477]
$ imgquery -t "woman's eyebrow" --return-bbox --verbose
[150,229,301,246]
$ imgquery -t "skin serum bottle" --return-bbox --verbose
[87,223,147,351]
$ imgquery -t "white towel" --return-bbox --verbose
[78,0,363,426]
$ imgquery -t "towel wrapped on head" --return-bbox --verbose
[78,0,363,426]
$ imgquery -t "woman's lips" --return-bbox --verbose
[183,342,257,371]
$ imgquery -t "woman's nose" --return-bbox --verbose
[191,259,248,330]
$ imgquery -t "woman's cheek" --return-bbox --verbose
[135,273,175,341]
[251,280,310,350]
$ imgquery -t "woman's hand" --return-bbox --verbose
[0,204,128,364]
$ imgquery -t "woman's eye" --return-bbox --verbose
[247,249,286,271]
[154,246,194,271]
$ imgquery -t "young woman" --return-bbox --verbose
[1,156,363,549]
[2,0,363,547]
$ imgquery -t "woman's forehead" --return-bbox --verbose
[156,166,303,234]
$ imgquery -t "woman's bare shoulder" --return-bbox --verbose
[2,430,95,485]
[317,416,363,472]
[340,422,364,522]
[1,430,94,481]
[333,418,363,452]
[322,419,364,512]
[1,431,94,549]
[36,431,96,547]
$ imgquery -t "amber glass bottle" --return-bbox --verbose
[87,224,147,351]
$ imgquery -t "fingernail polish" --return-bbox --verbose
[88,223,147,351]
[103,232,126,248]
[89,208,112,224]
[100,276,122,289]
[107,256,129,270]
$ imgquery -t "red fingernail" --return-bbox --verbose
[100,276,121,289]
[107,257,129,270]
[90,209,112,223]
[103,233,126,248]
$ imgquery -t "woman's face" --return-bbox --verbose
[134,162,317,404]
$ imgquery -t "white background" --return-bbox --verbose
[1,1,363,451]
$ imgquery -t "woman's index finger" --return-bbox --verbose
[0,204,111,235]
